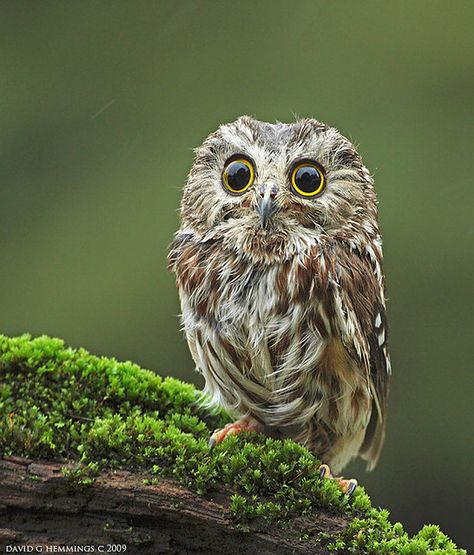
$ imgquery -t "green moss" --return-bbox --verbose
[0,334,466,554]
[62,461,99,489]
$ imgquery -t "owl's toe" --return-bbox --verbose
[318,463,358,496]
[319,463,332,480]
[338,477,358,496]
[208,417,263,449]
[208,436,217,449]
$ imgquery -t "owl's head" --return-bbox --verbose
[180,116,378,261]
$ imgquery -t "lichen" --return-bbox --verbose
[0,334,466,554]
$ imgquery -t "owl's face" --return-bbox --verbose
[180,116,378,261]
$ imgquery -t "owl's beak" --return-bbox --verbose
[256,187,277,229]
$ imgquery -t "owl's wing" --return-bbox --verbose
[336,241,391,471]
[167,230,194,271]
[359,298,391,471]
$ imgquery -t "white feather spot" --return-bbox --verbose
[377,329,385,346]
[385,355,392,375]
[375,313,382,328]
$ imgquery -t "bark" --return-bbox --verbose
[0,456,349,554]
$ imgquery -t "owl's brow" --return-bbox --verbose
[290,119,329,145]
[254,122,296,152]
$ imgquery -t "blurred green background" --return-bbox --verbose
[1,1,473,550]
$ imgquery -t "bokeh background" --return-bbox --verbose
[1,1,473,550]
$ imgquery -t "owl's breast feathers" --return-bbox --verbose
[169,229,390,472]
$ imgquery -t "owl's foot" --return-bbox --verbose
[319,463,358,496]
[208,417,263,448]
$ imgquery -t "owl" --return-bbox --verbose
[168,116,390,493]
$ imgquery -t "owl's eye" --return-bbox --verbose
[222,157,255,194]
[290,161,325,197]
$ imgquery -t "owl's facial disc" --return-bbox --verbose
[185,117,375,242]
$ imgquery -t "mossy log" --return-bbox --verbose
[0,335,466,554]
[0,456,347,553]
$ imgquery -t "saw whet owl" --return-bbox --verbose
[169,116,391,484]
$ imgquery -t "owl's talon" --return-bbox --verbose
[338,477,358,496]
[344,479,358,496]
[208,427,224,449]
[319,463,332,480]
[319,463,358,496]
[208,437,217,449]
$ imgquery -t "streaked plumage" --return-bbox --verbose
[169,116,390,474]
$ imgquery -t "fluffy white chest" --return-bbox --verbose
[179,263,343,427]
[174,241,376,473]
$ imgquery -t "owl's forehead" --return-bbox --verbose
[213,117,349,167]
[248,121,296,151]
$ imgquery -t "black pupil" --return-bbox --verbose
[227,161,251,191]
[295,165,321,194]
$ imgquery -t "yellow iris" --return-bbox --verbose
[290,161,325,197]
[222,158,255,194]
